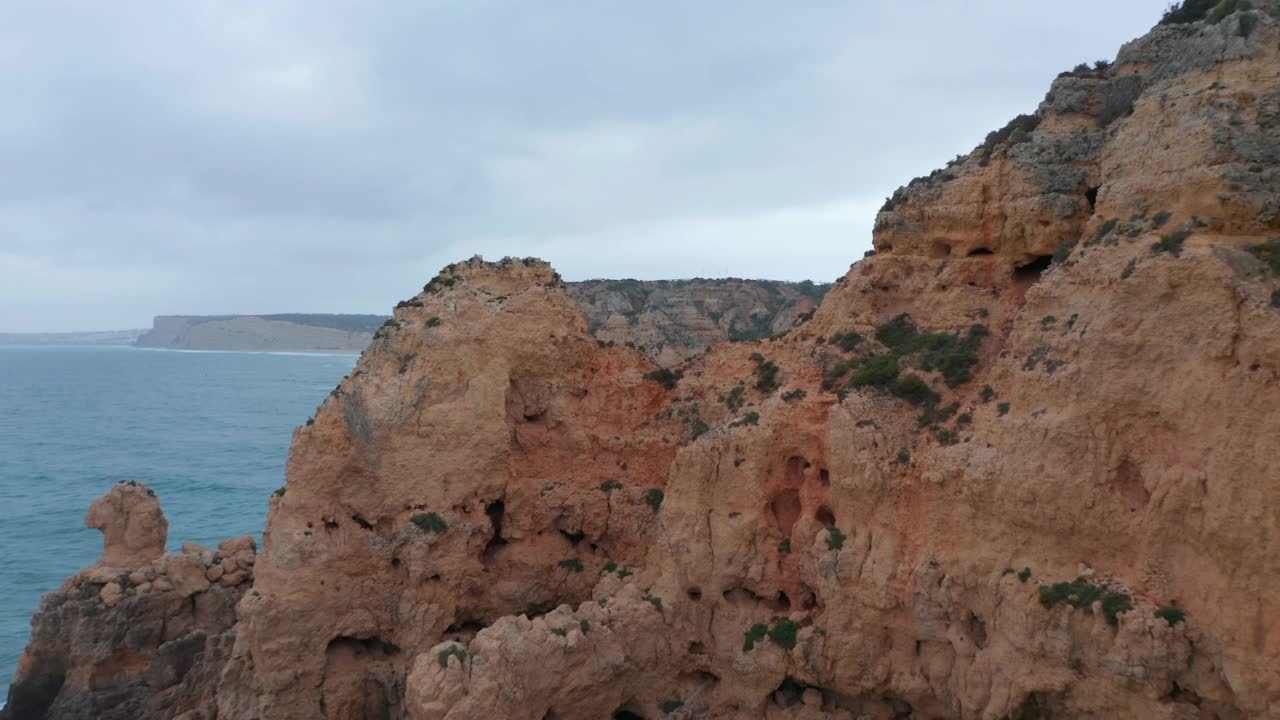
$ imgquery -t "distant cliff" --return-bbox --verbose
[0,329,144,347]
[138,282,832,359]
[134,314,387,353]
[568,279,831,365]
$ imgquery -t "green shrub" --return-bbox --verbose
[768,619,801,649]
[437,645,466,668]
[1039,577,1132,625]
[1247,239,1280,274]
[778,539,791,554]
[426,316,442,328]
[689,418,710,440]
[643,593,663,611]
[646,368,684,390]
[956,412,972,425]
[1051,239,1078,266]
[411,512,448,533]
[551,628,567,637]
[827,527,846,550]
[723,385,746,410]
[601,561,617,575]
[781,388,807,402]
[997,402,1011,416]
[659,700,685,714]
[600,479,623,493]
[1121,258,1138,279]
[1154,606,1187,626]
[273,486,286,498]
[1160,0,1218,24]
[891,374,940,406]
[617,566,633,579]
[1208,0,1253,24]
[829,332,865,351]
[1153,229,1191,257]
[896,449,910,464]
[754,360,781,393]
[646,488,665,513]
[1101,592,1133,625]
[558,558,584,572]
[849,353,899,387]
[1152,210,1172,227]
[580,619,591,634]
[731,412,760,427]
[744,623,769,651]
[1018,567,1032,583]
[980,385,996,402]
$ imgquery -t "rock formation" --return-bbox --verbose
[2,483,254,720]
[6,2,1280,718]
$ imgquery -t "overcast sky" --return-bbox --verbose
[1,1,1170,332]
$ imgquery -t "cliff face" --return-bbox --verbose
[7,3,1280,719]
[568,280,830,366]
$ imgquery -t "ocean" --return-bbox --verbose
[0,346,356,703]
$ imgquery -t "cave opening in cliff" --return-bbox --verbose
[1086,186,1099,211]
[968,247,994,256]
[612,708,645,719]
[482,500,507,561]
[1015,255,1053,282]
[770,489,801,536]
[815,506,836,528]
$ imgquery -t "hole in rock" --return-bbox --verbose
[323,518,339,530]
[770,490,802,537]
[524,411,544,423]
[351,514,374,531]
[818,469,830,486]
[784,456,806,486]
[1085,186,1099,211]
[800,588,818,610]
[483,501,507,561]
[390,557,401,568]
[687,642,705,655]
[612,708,645,720]
[772,677,812,708]
[930,240,952,257]
[679,669,720,686]
[1015,255,1053,283]
[968,614,988,649]
[687,588,702,601]
[444,620,486,643]
[815,506,836,528]
[559,529,585,546]
[772,591,791,612]
[968,247,994,256]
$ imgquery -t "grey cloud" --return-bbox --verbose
[0,0,1170,331]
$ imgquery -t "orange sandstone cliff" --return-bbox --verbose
[5,3,1280,718]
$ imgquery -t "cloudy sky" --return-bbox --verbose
[1,1,1170,332]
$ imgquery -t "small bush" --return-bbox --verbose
[849,353,899,387]
[437,645,466,668]
[768,619,801,650]
[600,479,623,493]
[1154,606,1187,626]
[1051,239,1078,266]
[827,527,846,550]
[1160,0,1218,24]
[1018,567,1032,583]
[778,539,791,554]
[956,412,972,425]
[1247,239,1280,274]
[580,619,591,634]
[829,332,865,352]
[646,368,684,390]
[997,402,1011,416]
[646,488,665,513]
[892,374,940,406]
[1101,592,1133,625]
[558,558,584,572]
[731,412,760,427]
[1153,229,1191,257]
[896,449,910,464]
[1039,577,1132,625]
[1121,258,1138,279]
[273,486,286,498]
[411,512,448,533]
[743,623,769,651]
[782,388,807,402]
[551,628,567,637]
[601,561,617,575]
[659,700,685,714]
[1152,210,1172,228]
[617,566,633,579]
[689,418,710,440]
[980,385,996,403]
[723,385,746,410]
[754,360,781,393]
[643,593,663,611]
[1208,0,1253,24]
[426,316,442,328]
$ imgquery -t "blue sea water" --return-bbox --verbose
[0,346,355,703]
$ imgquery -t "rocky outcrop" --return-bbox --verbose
[8,2,1280,718]
[1,483,254,720]
[568,279,830,366]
